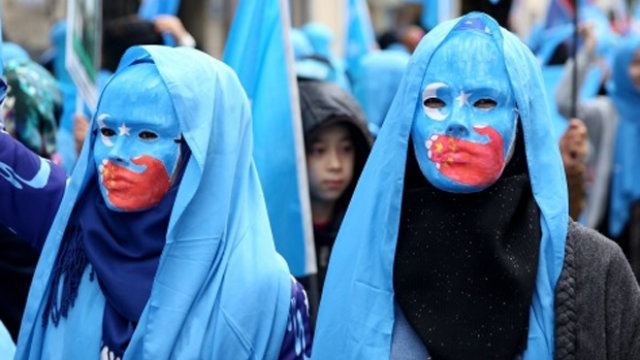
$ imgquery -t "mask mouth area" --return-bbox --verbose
[425,125,505,187]
[100,156,171,211]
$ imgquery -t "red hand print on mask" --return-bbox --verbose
[101,156,171,211]
[427,126,506,187]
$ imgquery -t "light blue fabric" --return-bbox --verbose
[534,24,574,65]
[352,50,409,136]
[344,0,377,75]
[50,22,78,173]
[312,13,568,360]
[138,0,181,20]
[224,0,314,277]
[291,29,314,59]
[291,28,333,82]
[608,35,640,237]
[302,22,351,91]
[390,304,428,359]
[15,46,292,360]
[581,4,618,59]
[0,2,4,99]
[0,320,15,360]
[541,64,603,142]
[539,4,618,65]
[2,42,30,64]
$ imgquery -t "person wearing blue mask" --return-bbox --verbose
[312,13,640,360]
[0,46,311,359]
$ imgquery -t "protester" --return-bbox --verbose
[351,49,410,136]
[0,59,62,340]
[302,23,351,91]
[1,46,310,359]
[102,15,195,73]
[559,118,589,220]
[298,79,371,295]
[311,13,640,360]
[72,14,198,157]
[556,25,640,276]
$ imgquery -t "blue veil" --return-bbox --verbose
[608,35,640,237]
[16,46,292,359]
[311,13,568,360]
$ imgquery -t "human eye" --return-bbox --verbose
[100,127,117,137]
[310,145,326,155]
[340,142,354,154]
[423,97,446,109]
[473,98,497,110]
[138,130,159,141]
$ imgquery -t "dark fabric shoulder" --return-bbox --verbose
[555,221,640,360]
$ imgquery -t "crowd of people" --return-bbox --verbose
[1,1,640,359]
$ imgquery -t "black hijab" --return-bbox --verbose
[394,126,541,360]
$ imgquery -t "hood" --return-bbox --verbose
[16,46,291,360]
[311,12,568,360]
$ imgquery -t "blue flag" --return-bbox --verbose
[0,2,3,78]
[0,3,5,104]
[138,0,181,20]
[345,0,377,73]
[224,0,315,277]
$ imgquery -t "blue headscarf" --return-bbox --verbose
[16,46,292,359]
[311,13,568,360]
[2,42,30,64]
[0,321,15,360]
[608,35,640,237]
[351,49,409,136]
[301,22,351,91]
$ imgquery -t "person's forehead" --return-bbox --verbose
[97,64,177,129]
[98,113,177,129]
[313,123,352,141]
[424,32,506,85]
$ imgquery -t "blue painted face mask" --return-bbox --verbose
[92,62,181,212]
[411,21,518,193]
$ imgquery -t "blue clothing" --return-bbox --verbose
[0,320,15,360]
[224,0,316,278]
[302,23,351,91]
[351,50,410,136]
[1,46,310,359]
[608,35,640,237]
[2,42,30,64]
[311,13,568,360]
[390,304,428,359]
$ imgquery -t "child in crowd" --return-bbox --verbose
[298,79,371,297]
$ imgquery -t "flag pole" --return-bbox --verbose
[570,0,579,118]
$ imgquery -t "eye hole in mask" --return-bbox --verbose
[423,97,446,109]
[139,130,159,141]
[474,98,497,110]
[101,127,117,137]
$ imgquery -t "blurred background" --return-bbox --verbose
[0,0,629,59]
